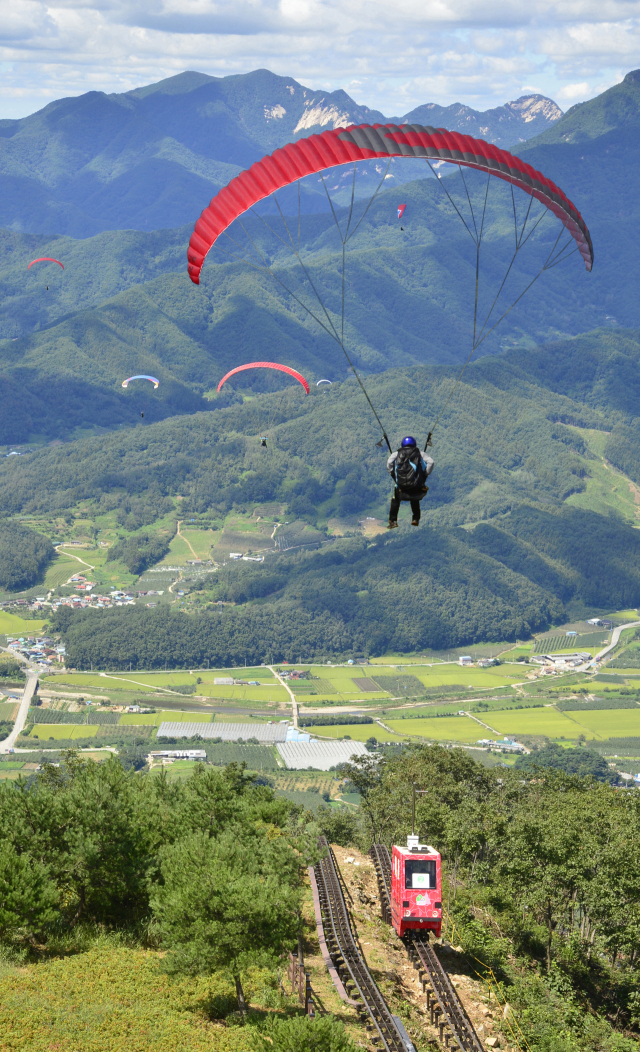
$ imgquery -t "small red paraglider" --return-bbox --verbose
[397,204,406,220]
[27,258,64,271]
[217,362,310,394]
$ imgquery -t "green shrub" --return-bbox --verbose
[254,1014,356,1052]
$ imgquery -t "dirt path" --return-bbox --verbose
[176,521,198,559]
[269,665,298,728]
[55,545,97,589]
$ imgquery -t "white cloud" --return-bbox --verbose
[557,80,591,98]
[1,0,640,118]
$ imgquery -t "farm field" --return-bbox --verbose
[303,663,520,696]
[566,708,640,739]
[385,716,498,742]
[597,669,640,679]
[119,710,213,726]
[51,670,288,704]
[0,611,47,636]
[310,723,401,742]
[412,666,520,689]
[29,724,99,740]
[40,552,84,590]
[383,715,492,740]
[487,708,584,738]
[179,527,218,560]
[149,759,199,779]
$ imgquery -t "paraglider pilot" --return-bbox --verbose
[260,436,267,447]
[387,437,434,528]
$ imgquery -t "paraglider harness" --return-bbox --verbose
[389,432,432,499]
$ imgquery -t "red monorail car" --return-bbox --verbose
[390,834,442,938]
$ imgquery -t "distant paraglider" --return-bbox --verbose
[121,374,160,418]
[317,379,333,386]
[27,258,65,271]
[217,362,310,394]
[397,204,406,220]
[121,375,160,389]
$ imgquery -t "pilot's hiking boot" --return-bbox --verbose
[411,519,420,526]
[387,520,398,529]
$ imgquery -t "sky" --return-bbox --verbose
[0,0,638,120]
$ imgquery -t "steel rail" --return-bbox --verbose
[314,837,412,1052]
[370,844,484,1052]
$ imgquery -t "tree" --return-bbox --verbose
[495,779,588,971]
[0,840,59,941]
[151,827,303,1012]
[514,743,613,782]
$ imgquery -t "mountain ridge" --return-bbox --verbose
[0,68,562,238]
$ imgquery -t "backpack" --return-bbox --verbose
[393,446,428,491]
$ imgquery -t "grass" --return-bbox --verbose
[149,759,200,779]
[564,427,640,525]
[158,531,200,566]
[179,527,218,560]
[0,945,256,1052]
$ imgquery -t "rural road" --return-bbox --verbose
[270,665,298,728]
[0,670,39,753]
[594,620,640,664]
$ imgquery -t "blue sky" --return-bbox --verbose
[1,0,639,118]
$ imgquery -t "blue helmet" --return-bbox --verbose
[401,436,417,447]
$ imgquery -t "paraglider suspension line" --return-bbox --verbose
[426,159,579,434]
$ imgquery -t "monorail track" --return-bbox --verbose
[313,837,415,1052]
[370,844,485,1052]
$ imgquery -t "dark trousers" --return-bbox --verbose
[389,486,423,523]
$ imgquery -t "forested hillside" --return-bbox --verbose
[2,327,637,523]
[339,747,640,1048]
[0,747,638,1052]
[6,69,640,446]
[53,503,640,666]
[0,521,54,591]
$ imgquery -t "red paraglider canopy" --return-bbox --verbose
[397,203,406,220]
[27,258,65,270]
[188,123,593,283]
[217,362,310,394]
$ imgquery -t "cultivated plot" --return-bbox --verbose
[385,716,499,742]
[29,724,99,740]
[309,723,401,742]
[487,708,584,739]
[119,710,213,726]
[568,708,640,739]
[0,611,47,636]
